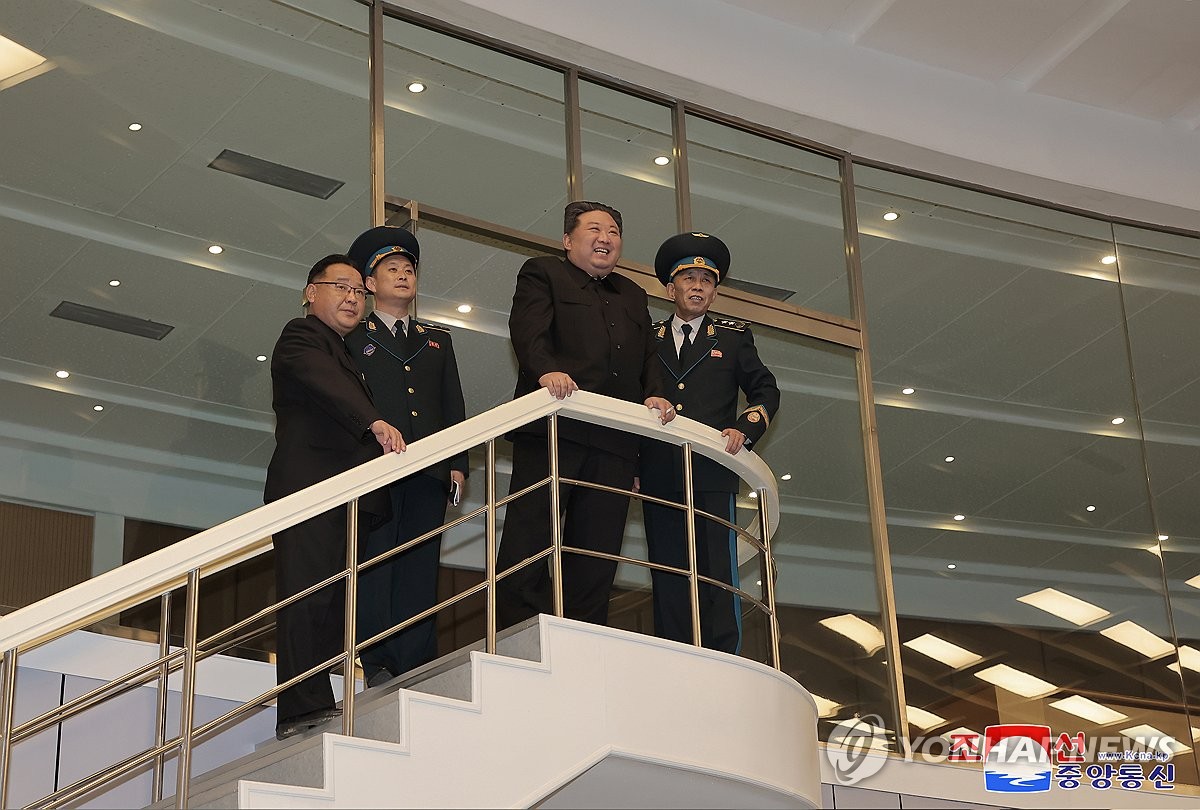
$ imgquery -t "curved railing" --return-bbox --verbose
[0,389,780,808]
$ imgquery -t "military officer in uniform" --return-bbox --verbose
[639,231,780,654]
[345,225,468,687]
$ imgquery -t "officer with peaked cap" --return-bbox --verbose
[640,231,780,654]
[345,225,468,686]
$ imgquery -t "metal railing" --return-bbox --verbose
[0,389,780,808]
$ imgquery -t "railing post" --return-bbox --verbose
[548,414,564,618]
[485,439,498,654]
[757,490,781,669]
[152,590,172,803]
[343,498,360,738]
[0,647,17,810]
[175,569,200,809]
[682,443,701,647]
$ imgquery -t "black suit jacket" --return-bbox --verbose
[639,315,780,494]
[509,255,666,461]
[264,314,389,519]
[345,313,468,491]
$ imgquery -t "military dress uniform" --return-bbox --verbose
[345,226,468,684]
[639,232,780,653]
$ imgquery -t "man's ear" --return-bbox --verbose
[366,275,377,294]
[666,282,677,302]
[303,284,317,306]
[562,233,572,252]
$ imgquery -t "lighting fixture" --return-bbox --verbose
[946,563,957,570]
[407,81,426,93]
[128,122,142,132]
[256,355,267,362]
[55,370,69,379]
[1111,417,1125,425]
[1086,505,1096,512]
[653,155,671,166]
[1120,725,1188,756]
[1176,645,1200,673]
[748,491,758,499]
[457,304,472,314]
[780,473,792,481]
[901,387,915,395]
[819,614,885,655]
[0,35,46,83]
[906,706,947,732]
[93,405,104,412]
[1100,255,1117,265]
[809,693,841,718]
[883,211,899,221]
[974,664,1057,698]
[1049,695,1128,725]
[944,456,955,463]
[1158,534,1169,542]
[108,279,120,287]
[208,244,224,255]
[903,633,982,669]
[1017,587,1110,626]
[1100,621,1174,659]
[953,514,965,521]
[1185,574,1200,590]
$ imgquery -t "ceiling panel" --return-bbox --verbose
[0,377,107,437]
[82,404,269,465]
[0,217,88,324]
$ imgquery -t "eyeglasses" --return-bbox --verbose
[310,281,368,299]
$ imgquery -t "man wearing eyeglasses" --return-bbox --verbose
[265,253,404,740]
[345,225,468,690]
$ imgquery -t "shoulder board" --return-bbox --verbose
[414,320,451,333]
[652,318,670,329]
[714,318,747,331]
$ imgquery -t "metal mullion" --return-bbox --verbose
[152,591,171,803]
[369,0,386,226]
[486,439,499,654]
[672,102,691,232]
[175,570,201,808]
[564,68,583,202]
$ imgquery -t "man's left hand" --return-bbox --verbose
[645,396,676,424]
[721,427,747,454]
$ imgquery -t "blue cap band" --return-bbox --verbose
[669,255,720,280]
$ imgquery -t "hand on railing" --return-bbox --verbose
[370,419,406,453]
[644,396,676,424]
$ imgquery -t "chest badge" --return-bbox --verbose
[710,349,723,358]
[427,340,441,349]
[363,344,376,357]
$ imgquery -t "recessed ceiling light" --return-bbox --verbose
[901,387,915,395]
[748,491,758,498]
[1158,534,1169,541]
[946,563,957,570]
[1050,695,1128,725]
[1086,505,1096,512]
[883,211,899,221]
[93,405,104,412]
[780,473,792,481]
[407,81,426,93]
[108,279,120,287]
[974,663,1057,698]
[55,370,69,379]
[1111,416,1125,425]
[819,614,885,655]
[0,35,46,82]
[1100,620,1174,659]
[1017,587,1110,626]
[256,355,267,362]
[953,514,965,521]
[903,633,982,669]
[944,456,955,463]
[1120,724,1188,756]
[457,304,472,314]
[208,244,224,255]
[653,155,671,166]
[906,705,947,731]
[128,122,142,132]
[1100,255,1117,265]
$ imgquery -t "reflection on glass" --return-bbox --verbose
[578,82,677,266]
[857,165,1196,781]
[685,116,850,317]
[382,15,566,240]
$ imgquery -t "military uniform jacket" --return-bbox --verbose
[509,255,667,461]
[345,312,468,490]
[264,314,389,518]
[639,315,780,494]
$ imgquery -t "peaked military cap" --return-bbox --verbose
[653,231,731,287]
[348,225,420,277]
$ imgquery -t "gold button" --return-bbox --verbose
[678,382,685,390]
[411,410,419,417]
[404,365,412,372]
[675,404,683,412]
[408,387,415,394]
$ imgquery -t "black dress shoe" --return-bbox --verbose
[276,706,343,741]
[366,669,395,689]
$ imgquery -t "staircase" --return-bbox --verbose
[165,616,821,809]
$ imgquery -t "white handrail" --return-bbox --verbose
[0,389,778,655]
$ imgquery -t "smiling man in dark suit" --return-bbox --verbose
[344,225,468,688]
[264,254,404,740]
[639,231,780,654]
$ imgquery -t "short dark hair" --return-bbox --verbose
[563,201,622,236]
[306,253,359,285]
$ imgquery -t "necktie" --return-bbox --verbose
[678,323,693,370]
[394,320,406,338]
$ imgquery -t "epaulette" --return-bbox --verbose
[414,319,451,333]
[713,318,747,331]
[652,319,669,340]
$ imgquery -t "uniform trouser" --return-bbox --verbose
[273,505,366,722]
[496,436,634,629]
[641,490,741,654]
[357,474,446,680]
